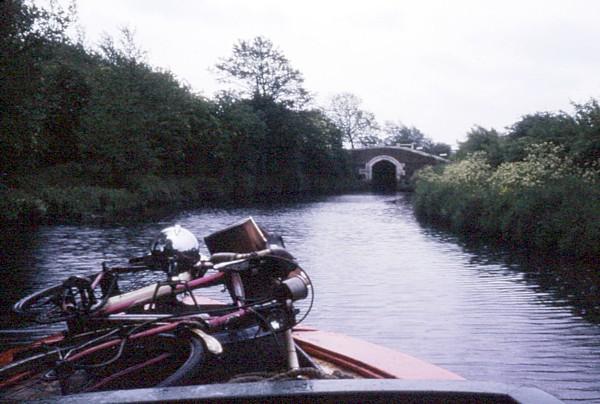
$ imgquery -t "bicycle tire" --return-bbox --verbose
[13,282,90,323]
[155,332,204,387]
[0,332,205,399]
[13,269,172,324]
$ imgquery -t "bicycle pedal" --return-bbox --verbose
[191,328,223,355]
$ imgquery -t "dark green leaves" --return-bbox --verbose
[215,36,310,107]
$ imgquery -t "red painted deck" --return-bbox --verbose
[293,326,463,381]
[184,295,463,380]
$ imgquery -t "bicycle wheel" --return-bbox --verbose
[13,276,97,324]
[0,332,205,399]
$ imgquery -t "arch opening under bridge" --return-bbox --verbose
[371,159,398,191]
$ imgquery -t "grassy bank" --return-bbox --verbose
[0,168,360,225]
[414,144,600,261]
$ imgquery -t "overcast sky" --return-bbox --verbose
[51,0,600,146]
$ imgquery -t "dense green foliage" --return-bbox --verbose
[415,105,600,260]
[215,36,310,108]
[1,1,354,224]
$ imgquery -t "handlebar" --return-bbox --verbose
[208,247,279,263]
[195,245,295,270]
[126,245,293,272]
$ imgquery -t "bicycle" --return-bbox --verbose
[0,298,300,398]
[2,220,313,396]
[13,240,310,326]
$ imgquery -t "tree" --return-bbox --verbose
[215,36,309,107]
[383,121,428,148]
[325,93,378,149]
[41,58,91,165]
[358,133,383,147]
[504,112,578,162]
[0,0,74,175]
[572,99,600,165]
[382,121,455,156]
[212,95,268,194]
[76,29,210,184]
[98,27,147,67]
[456,126,504,166]
[430,143,452,157]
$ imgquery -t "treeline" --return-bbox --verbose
[414,103,600,260]
[324,92,452,155]
[0,1,353,224]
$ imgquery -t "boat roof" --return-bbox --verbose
[39,379,562,403]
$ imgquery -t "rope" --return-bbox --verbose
[228,367,354,383]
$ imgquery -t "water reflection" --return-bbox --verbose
[418,221,600,324]
[0,193,599,402]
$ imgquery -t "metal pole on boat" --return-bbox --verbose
[285,328,300,369]
[284,297,300,370]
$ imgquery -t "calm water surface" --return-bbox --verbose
[1,193,598,402]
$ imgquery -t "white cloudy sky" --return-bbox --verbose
[49,0,600,146]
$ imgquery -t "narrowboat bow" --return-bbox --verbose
[0,324,562,403]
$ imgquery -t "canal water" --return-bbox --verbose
[0,193,598,402]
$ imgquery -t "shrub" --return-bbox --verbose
[414,144,600,259]
[129,175,230,205]
[0,189,47,224]
[39,186,139,221]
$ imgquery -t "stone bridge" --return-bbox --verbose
[350,146,448,189]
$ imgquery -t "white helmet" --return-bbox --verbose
[150,225,200,271]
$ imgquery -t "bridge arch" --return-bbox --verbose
[363,155,406,181]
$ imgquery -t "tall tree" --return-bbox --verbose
[325,93,378,149]
[0,0,74,175]
[215,36,310,107]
